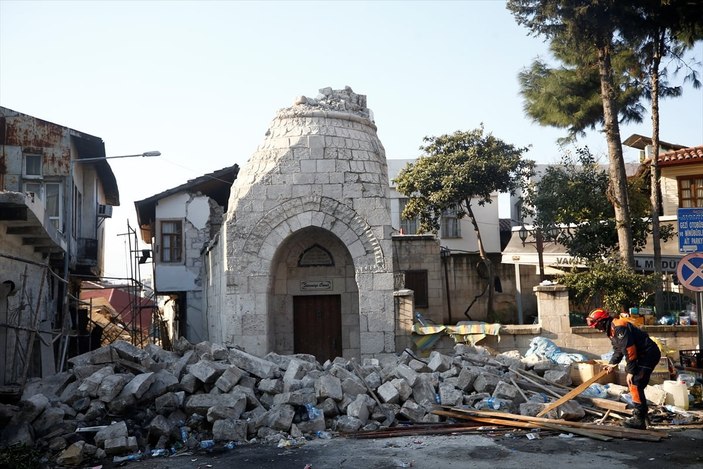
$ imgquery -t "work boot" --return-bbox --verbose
[623,408,646,430]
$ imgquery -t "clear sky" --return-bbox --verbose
[2,0,702,280]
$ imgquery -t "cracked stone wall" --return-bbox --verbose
[219,87,395,360]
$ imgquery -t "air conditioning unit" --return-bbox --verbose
[97,204,113,218]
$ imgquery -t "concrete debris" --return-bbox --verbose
[0,339,700,466]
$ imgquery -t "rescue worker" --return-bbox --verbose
[586,308,661,429]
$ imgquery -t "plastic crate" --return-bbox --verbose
[679,349,703,369]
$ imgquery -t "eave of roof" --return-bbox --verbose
[134,165,239,242]
[657,145,703,167]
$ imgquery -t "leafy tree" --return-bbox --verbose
[517,38,645,142]
[394,126,534,320]
[528,147,674,262]
[621,1,702,316]
[508,0,637,266]
[560,259,659,314]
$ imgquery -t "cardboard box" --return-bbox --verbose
[570,361,615,385]
[613,358,672,386]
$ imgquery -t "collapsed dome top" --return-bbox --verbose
[290,86,373,121]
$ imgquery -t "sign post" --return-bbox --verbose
[675,252,703,351]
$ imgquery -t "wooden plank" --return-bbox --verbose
[438,408,667,439]
[586,397,632,414]
[536,369,611,417]
[433,411,612,442]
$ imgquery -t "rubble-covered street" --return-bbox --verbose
[1,337,702,468]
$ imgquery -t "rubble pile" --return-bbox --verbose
[0,338,696,466]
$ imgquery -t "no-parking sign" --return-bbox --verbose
[676,252,703,292]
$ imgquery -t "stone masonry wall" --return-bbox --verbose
[222,87,395,359]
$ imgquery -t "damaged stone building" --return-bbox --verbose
[137,87,517,364]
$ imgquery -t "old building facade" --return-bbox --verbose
[0,107,118,390]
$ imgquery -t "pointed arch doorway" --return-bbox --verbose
[270,226,360,362]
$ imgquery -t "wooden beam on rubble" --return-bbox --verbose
[434,408,668,442]
[432,409,613,441]
[536,369,612,417]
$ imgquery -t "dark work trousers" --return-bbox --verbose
[629,346,662,415]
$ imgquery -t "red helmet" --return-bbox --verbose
[587,308,611,328]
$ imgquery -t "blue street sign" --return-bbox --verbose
[677,252,703,292]
[678,208,703,252]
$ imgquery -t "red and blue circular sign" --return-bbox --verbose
[677,252,703,292]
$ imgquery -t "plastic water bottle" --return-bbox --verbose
[200,440,215,449]
[179,427,189,443]
[150,449,169,457]
[225,441,236,450]
[315,431,331,439]
[435,393,441,404]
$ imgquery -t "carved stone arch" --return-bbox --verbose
[242,195,385,268]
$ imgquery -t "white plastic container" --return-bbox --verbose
[663,380,689,410]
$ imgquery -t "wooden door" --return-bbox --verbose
[293,295,342,362]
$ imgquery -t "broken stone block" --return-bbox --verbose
[97,373,130,402]
[428,351,452,372]
[330,363,356,382]
[140,369,179,401]
[188,359,228,384]
[59,381,82,405]
[273,388,317,405]
[211,343,229,361]
[319,397,340,417]
[394,363,418,387]
[216,366,244,392]
[112,340,150,364]
[411,374,437,408]
[72,364,106,381]
[122,372,156,400]
[455,367,477,392]
[531,359,556,375]
[258,377,283,394]
[84,400,107,421]
[438,383,462,406]
[391,378,412,401]
[169,350,196,380]
[173,336,194,354]
[33,406,65,436]
[67,347,118,368]
[78,366,115,398]
[399,400,426,422]
[213,418,248,441]
[147,415,171,437]
[493,381,524,403]
[72,397,91,413]
[645,384,667,406]
[104,435,138,455]
[207,403,246,423]
[95,421,128,447]
[255,403,295,431]
[557,400,585,420]
[408,359,430,373]
[185,393,247,415]
[155,391,182,414]
[295,412,326,434]
[145,343,180,365]
[544,369,572,386]
[346,395,370,424]
[335,415,363,433]
[18,393,50,423]
[473,373,500,393]
[315,374,343,401]
[56,440,85,466]
[21,372,74,401]
[377,381,400,404]
[341,377,366,397]
[228,348,279,379]
[362,371,382,390]
[180,373,199,394]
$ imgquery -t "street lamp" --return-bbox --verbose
[518,223,559,282]
[64,150,161,267]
